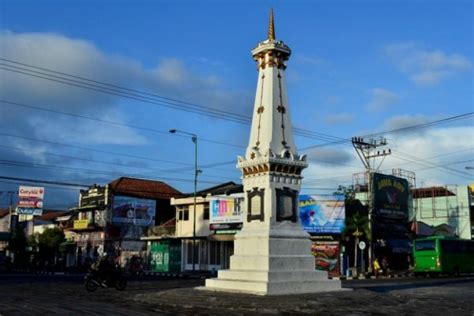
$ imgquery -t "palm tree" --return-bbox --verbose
[343,213,370,269]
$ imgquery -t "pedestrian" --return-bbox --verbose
[382,256,389,276]
[373,258,381,278]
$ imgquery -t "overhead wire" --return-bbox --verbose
[0,57,350,143]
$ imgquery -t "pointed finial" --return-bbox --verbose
[268,9,275,41]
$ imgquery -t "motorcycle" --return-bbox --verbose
[84,266,127,292]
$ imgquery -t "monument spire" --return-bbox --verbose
[268,9,275,40]
[205,11,341,296]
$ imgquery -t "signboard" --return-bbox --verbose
[112,195,156,226]
[372,173,409,220]
[17,186,45,216]
[359,241,366,250]
[73,219,89,230]
[299,195,345,234]
[311,241,341,277]
[16,207,43,216]
[210,197,244,224]
[18,186,45,199]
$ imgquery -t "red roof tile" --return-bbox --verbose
[109,177,182,200]
[37,211,69,221]
[0,208,10,218]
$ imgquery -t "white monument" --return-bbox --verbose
[204,11,342,295]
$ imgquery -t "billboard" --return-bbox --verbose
[311,241,341,277]
[210,197,244,224]
[112,195,156,226]
[299,195,345,234]
[16,186,44,215]
[372,173,409,220]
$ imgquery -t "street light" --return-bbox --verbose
[169,129,200,272]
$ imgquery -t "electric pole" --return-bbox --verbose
[351,136,391,274]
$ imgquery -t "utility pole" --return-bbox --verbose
[351,137,391,274]
[7,191,15,258]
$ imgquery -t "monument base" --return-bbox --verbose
[203,224,343,295]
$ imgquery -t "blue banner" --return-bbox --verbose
[299,195,345,234]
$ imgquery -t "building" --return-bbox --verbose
[32,211,71,235]
[411,185,473,240]
[0,209,10,254]
[167,182,243,271]
[66,177,182,268]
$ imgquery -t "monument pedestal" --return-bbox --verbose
[205,222,342,295]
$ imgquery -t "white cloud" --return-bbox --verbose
[301,117,474,192]
[0,31,248,146]
[306,147,354,166]
[384,42,472,85]
[382,114,430,134]
[366,88,399,112]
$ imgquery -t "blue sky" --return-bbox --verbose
[0,0,472,208]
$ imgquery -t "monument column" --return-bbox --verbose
[205,10,342,295]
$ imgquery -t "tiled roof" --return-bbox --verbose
[109,177,182,200]
[0,208,9,218]
[37,211,69,221]
[412,186,456,198]
[189,181,243,197]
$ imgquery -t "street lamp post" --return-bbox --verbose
[169,129,199,272]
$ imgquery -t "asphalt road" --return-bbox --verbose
[0,274,473,315]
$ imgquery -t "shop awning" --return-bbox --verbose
[208,234,235,242]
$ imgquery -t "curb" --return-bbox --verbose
[331,273,411,280]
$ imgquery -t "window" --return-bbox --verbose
[247,188,264,222]
[415,240,436,251]
[186,241,194,264]
[276,188,297,222]
[210,241,221,265]
[203,204,210,220]
[178,206,189,221]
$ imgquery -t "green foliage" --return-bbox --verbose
[343,212,371,242]
[38,228,65,259]
[27,234,39,251]
[8,226,27,254]
[334,185,356,201]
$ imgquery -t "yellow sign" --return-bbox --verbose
[73,219,89,230]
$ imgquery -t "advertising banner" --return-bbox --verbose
[210,197,244,224]
[299,195,345,234]
[73,219,89,230]
[311,241,341,277]
[112,195,156,226]
[372,173,409,220]
[17,186,44,216]
[16,207,43,216]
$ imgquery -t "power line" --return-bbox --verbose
[301,112,474,151]
[0,58,349,143]
[0,143,237,179]
[0,158,240,185]
[0,131,236,173]
[0,99,246,149]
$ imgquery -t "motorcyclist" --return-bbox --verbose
[95,253,115,286]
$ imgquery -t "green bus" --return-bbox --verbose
[413,236,474,275]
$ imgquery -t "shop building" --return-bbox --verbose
[66,177,181,268]
[143,182,243,273]
[411,185,473,240]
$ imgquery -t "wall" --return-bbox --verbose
[414,185,471,239]
[172,196,211,238]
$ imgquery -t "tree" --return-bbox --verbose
[8,226,28,268]
[342,212,370,269]
[38,228,65,267]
